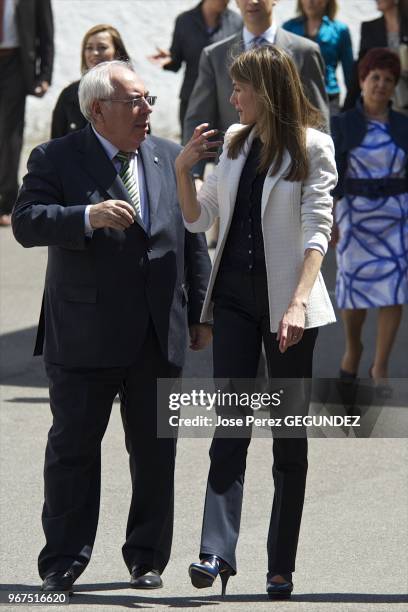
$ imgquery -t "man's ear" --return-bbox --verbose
[91,99,104,124]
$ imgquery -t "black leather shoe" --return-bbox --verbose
[266,574,293,600]
[130,565,163,589]
[41,570,75,594]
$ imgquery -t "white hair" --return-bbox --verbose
[78,60,135,123]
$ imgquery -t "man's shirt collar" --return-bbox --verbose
[243,22,277,49]
[92,126,138,160]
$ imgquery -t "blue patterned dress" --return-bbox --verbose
[335,120,408,309]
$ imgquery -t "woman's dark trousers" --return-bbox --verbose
[199,267,317,577]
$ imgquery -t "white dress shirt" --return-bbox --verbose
[242,23,277,50]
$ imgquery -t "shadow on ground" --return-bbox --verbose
[1,583,407,607]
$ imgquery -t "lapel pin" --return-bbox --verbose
[154,156,159,164]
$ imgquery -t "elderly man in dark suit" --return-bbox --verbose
[0,0,54,226]
[12,61,211,593]
[184,0,329,177]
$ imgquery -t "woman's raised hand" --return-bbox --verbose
[175,124,223,173]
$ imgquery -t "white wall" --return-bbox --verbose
[24,0,380,143]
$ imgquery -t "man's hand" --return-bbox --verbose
[34,81,50,97]
[148,47,172,68]
[89,200,136,230]
[189,324,212,351]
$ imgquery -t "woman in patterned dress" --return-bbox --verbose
[331,48,408,385]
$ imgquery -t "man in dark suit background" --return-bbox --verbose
[12,60,211,593]
[149,0,242,140]
[0,0,54,226]
[183,0,329,178]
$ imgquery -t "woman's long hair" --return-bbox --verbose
[297,0,338,20]
[228,45,323,182]
[80,24,130,74]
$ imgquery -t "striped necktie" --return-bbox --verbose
[251,36,267,48]
[116,151,142,218]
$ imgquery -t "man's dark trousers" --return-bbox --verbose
[39,324,180,579]
[0,52,26,215]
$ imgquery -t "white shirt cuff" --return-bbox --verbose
[84,205,93,236]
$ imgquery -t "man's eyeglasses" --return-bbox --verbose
[101,95,157,109]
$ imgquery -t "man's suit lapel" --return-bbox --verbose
[78,125,145,231]
[229,32,245,61]
[139,138,162,234]
[274,27,296,59]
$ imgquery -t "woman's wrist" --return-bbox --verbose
[175,160,191,176]
[288,297,308,310]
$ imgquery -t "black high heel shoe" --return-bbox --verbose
[266,573,293,599]
[189,555,234,596]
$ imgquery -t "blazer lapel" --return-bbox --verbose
[261,149,291,218]
[226,126,256,219]
[222,126,291,221]
[274,27,296,59]
[77,125,145,230]
[139,137,162,234]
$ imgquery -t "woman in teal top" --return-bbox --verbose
[283,0,353,114]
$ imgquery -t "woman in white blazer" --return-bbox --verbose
[175,46,337,600]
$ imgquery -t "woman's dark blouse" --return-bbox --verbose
[51,80,87,139]
[219,138,268,272]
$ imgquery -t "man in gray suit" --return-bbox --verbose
[184,0,329,177]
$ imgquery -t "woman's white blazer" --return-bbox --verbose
[184,124,338,332]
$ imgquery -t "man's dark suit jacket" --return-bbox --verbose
[12,126,210,368]
[16,0,54,93]
[163,1,242,104]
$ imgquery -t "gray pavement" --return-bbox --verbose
[1,227,407,611]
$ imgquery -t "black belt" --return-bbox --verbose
[345,177,407,198]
